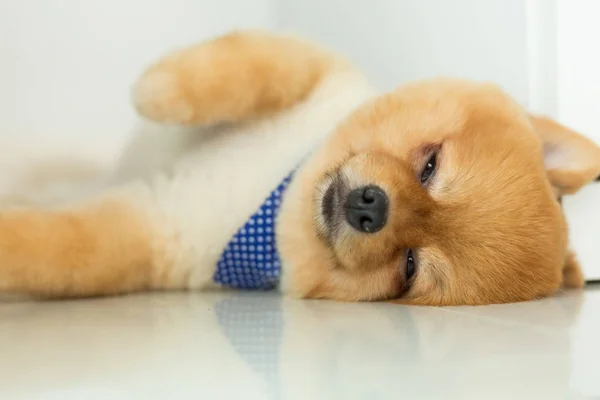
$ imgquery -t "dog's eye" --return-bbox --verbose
[405,249,416,281]
[420,153,437,184]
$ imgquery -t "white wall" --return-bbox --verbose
[555,0,600,281]
[273,0,531,105]
[0,0,271,148]
[0,0,542,142]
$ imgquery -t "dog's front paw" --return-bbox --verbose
[132,64,196,125]
[132,30,342,127]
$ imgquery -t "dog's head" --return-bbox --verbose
[278,79,600,305]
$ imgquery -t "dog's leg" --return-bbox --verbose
[133,30,348,125]
[0,189,174,298]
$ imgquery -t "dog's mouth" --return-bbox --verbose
[318,172,349,242]
[321,178,339,226]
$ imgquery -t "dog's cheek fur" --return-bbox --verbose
[428,113,567,305]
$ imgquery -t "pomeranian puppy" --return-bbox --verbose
[1,31,599,305]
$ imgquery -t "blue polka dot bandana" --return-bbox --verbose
[213,172,294,289]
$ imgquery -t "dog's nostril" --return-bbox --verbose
[359,216,373,230]
[363,190,376,204]
[345,186,388,234]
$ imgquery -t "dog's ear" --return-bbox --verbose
[530,115,600,195]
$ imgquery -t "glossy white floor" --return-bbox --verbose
[1,285,598,399]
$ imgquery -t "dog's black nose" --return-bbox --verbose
[345,186,388,233]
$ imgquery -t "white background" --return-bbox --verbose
[0,0,271,147]
[0,0,540,143]
[556,0,600,282]
[0,0,598,278]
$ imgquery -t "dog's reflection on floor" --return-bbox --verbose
[215,294,284,399]
[214,291,585,400]
[0,290,586,398]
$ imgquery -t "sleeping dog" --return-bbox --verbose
[1,30,599,305]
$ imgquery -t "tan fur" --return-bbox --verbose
[562,251,585,289]
[133,30,345,125]
[0,199,157,298]
[280,79,599,305]
[530,115,600,194]
[1,30,599,305]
